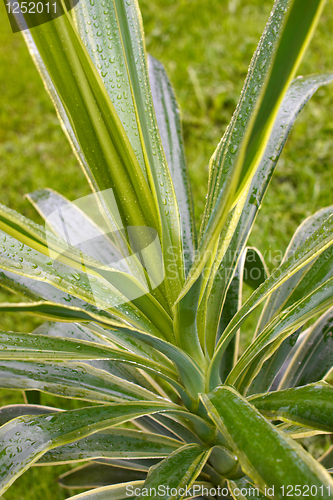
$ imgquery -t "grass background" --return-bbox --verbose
[0,0,333,497]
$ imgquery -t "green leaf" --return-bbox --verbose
[227,277,333,392]
[31,321,181,400]
[88,325,206,402]
[0,300,205,402]
[0,299,172,394]
[0,404,58,427]
[245,327,304,396]
[86,323,174,369]
[201,245,266,361]
[0,274,159,393]
[234,0,327,200]
[134,444,211,500]
[33,322,163,396]
[148,54,196,274]
[0,269,114,319]
[26,188,124,270]
[0,359,160,403]
[32,425,182,464]
[0,207,175,338]
[243,248,269,290]
[207,213,333,390]
[33,321,175,398]
[201,385,333,499]
[181,0,326,299]
[249,382,333,432]
[138,414,203,446]
[25,188,171,312]
[201,0,289,237]
[246,208,333,395]
[278,308,333,389]
[0,300,125,329]
[19,6,158,234]
[0,330,186,397]
[208,445,238,478]
[87,458,159,472]
[0,401,177,495]
[72,0,185,304]
[276,422,329,439]
[198,74,333,358]
[59,462,147,489]
[173,276,206,369]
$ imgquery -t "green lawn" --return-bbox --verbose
[0,0,333,498]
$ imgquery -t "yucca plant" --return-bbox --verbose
[1,0,333,498]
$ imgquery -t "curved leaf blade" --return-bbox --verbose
[72,0,184,304]
[148,54,196,274]
[26,188,125,270]
[258,205,333,333]
[0,401,179,495]
[208,213,333,390]
[228,477,268,500]
[227,276,333,392]
[249,382,333,432]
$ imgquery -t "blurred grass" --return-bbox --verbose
[0,0,333,497]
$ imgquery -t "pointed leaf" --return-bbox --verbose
[0,229,174,341]
[181,0,327,299]
[228,477,268,499]
[249,382,333,432]
[0,331,182,392]
[0,301,205,401]
[39,424,181,463]
[72,0,185,304]
[17,7,158,233]
[199,76,333,357]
